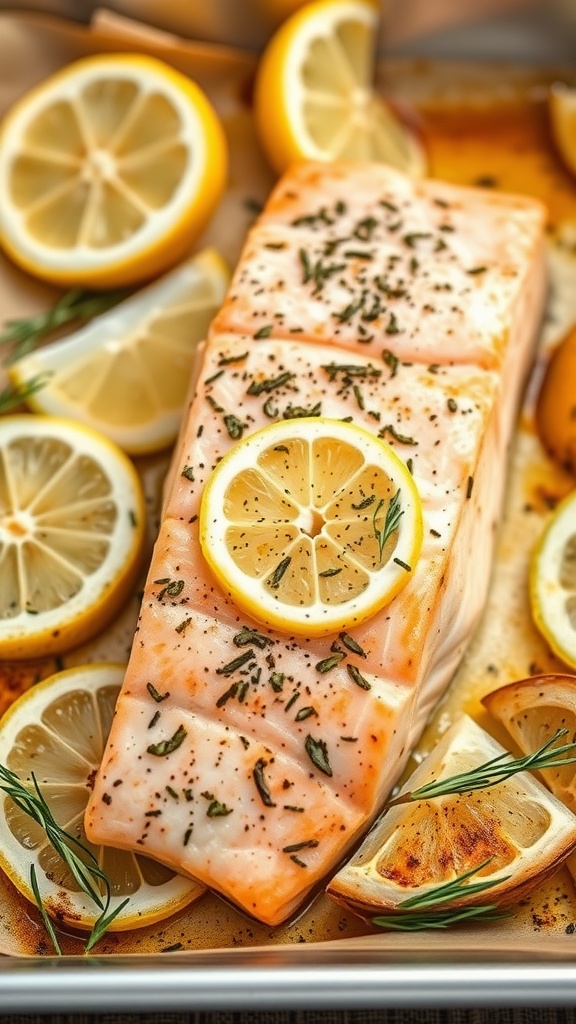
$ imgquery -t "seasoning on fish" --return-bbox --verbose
[85,161,547,926]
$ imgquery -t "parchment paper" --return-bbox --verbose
[1,6,576,962]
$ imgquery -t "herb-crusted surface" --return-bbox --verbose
[86,160,546,927]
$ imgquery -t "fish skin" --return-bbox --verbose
[85,162,547,926]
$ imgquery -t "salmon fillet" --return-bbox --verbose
[85,162,547,926]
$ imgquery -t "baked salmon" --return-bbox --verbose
[85,161,547,926]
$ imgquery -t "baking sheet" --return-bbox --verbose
[2,4,576,1008]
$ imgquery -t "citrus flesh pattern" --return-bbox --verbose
[0,53,227,287]
[254,0,426,175]
[0,664,204,930]
[200,417,423,636]
[326,715,576,918]
[0,416,146,658]
[9,249,229,454]
[530,489,576,669]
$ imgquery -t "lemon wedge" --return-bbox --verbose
[9,248,229,455]
[535,325,576,476]
[253,0,426,176]
[530,489,576,669]
[199,416,423,637]
[327,714,576,921]
[483,673,576,814]
[0,663,204,933]
[0,53,227,289]
[0,415,145,659]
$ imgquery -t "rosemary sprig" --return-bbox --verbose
[373,489,403,560]
[0,287,128,364]
[387,728,576,807]
[0,763,129,953]
[372,860,511,931]
[0,375,51,414]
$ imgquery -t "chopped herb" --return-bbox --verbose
[202,792,233,817]
[175,617,193,635]
[218,351,249,365]
[340,632,366,657]
[147,725,187,757]
[466,266,487,275]
[147,682,169,703]
[316,652,345,673]
[269,672,285,692]
[283,839,319,853]
[148,711,160,729]
[216,682,239,708]
[393,557,412,571]
[285,689,300,712]
[322,361,381,382]
[466,475,474,499]
[347,663,371,690]
[284,804,305,812]
[295,706,318,721]
[206,394,224,412]
[267,556,291,589]
[447,398,458,412]
[181,465,195,481]
[166,785,179,800]
[379,424,418,446]
[155,579,185,601]
[224,414,244,439]
[305,735,333,777]
[263,397,279,418]
[205,369,224,385]
[283,401,322,418]
[290,854,307,867]
[253,758,276,807]
[385,312,400,335]
[217,650,255,675]
[234,626,272,649]
[183,828,193,847]
[254,324,273,339]
[382,349,399,377]
[403,232,431,248]
[247,371,294,395]
[318,566,343,577]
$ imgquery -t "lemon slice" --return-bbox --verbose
[199,416,423,637]
[535,325,576,475]
[483,673,576,814]
[9,248,229,455]
[0,53,227,289]
[253,0,426,176]
[530,489,576,669]
[0,415,145,659]
[0,663,204,932]
[549,82,576,178]
[327,714,576,920]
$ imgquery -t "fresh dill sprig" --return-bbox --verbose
[387,728,576,807]
[373,489,403,560]
[372,859,511,931]
[0,374,51,414]
[0,287,128,364]
[0,763,129,954]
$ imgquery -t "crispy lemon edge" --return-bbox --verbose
[529,488,576,670]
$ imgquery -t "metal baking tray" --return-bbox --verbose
[2,1,576,1010]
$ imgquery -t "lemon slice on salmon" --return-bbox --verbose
[530,489,576,669]
[0,415,145,659]
[0,53,227,289]
[0,664,204,934]
[327,714,576,922]
[9,248,229,455]
[254,0,426,177]
[199,416,423,637]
